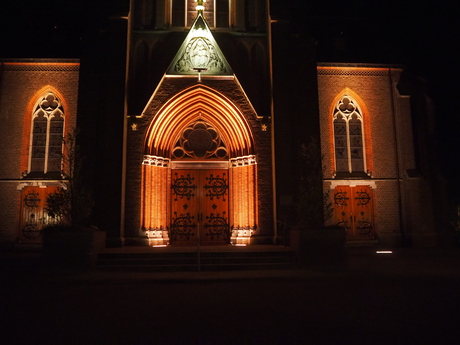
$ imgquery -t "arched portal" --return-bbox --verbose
[141,85,257,245]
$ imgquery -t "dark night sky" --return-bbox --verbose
[1,0,459,203]
[276,1,460,203]
[1,0,457,97]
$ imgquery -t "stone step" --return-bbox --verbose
[95,262,296,272]
[99,250,295,259]
[96,250,297,272]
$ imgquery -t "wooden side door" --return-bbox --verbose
[334,185,375,241]
[171,169,229,245]
[19,186,59,243]
[352,186,374,240]
[333,186,353,238]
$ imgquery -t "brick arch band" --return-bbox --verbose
[144,84,255,158]
[141,84,258,245]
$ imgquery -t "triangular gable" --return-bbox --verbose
[166,13,233,76]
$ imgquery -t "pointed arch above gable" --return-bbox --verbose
[145,84,255,158]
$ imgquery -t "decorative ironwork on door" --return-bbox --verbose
[171,173,197,241]
[204,212,229,239]
[204,173,228,200]
[171,211,196,240]
[334,185,375,240]
[172,173,196,200]
[19,186,59,243]
[171,169,229,244]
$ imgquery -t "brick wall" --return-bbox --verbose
[317,64,443,246]
[373,181,400,234]
[0,185,21,244]
[318,65,403,243]
[0,61,79,243]
[317,66,399,179]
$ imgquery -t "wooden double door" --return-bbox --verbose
[333,185,375,241]
[171,169,229,245]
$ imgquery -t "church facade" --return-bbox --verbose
[0,1,448,248]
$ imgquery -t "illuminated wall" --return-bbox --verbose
[0,61,79,244]
[141,159,170,244]
[229,156,258,243]
[318,65,401,244]
[317,64,441,246]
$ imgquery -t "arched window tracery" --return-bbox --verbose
[172,120,228,159]
[333,95,366,174]
[29,92,65,175]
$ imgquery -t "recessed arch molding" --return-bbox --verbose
[144,84,255,159]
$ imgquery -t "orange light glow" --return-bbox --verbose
[317,66,402,73]
[144,84,254,158]
[4,62,79,67]
[141,164,170,244]
[140,84,258,245]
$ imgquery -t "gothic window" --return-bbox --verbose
[333,95,366,174]
[29,92,65,175]
[172,120,228,159]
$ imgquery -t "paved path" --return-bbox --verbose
[1,246,460,344]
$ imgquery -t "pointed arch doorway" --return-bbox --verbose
[141,85,258,246]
